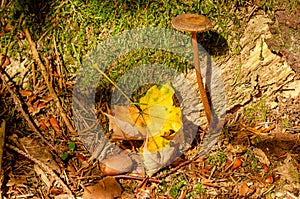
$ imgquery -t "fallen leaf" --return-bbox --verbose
[82,177,122,199]
[0,54,10,69]
[41,96,53,103]
[39,121,48,132]
[76,154,85,162]
[252,148,270,166]
[50,117,61,133]
[19,90,33,97]
[263,165,269,173]
[232,157,243,171]
[239,181,249,196]
[108,111,146,141]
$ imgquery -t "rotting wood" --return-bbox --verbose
[217,14,296,112]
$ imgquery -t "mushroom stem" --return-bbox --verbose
[191,32,212,126]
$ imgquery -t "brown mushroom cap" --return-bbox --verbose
[172,13,211,32]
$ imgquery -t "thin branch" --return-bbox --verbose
[24,28,76,134]
[113,175,160,183]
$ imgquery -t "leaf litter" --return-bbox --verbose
[1,1,300,198]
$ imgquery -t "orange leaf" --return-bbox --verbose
[76,154,85,162]
[41,96,52,103]
[39,121,48,132]
[49,118,61,132]
[239,181,249,196]
[37,102,48,108]
[43,120,51,127]
[232,157,243,170]
[225,161,232,167]
[0,54,10,69]
[263,165,269,173]
[19,90,33,97]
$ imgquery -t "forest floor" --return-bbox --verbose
[0,0,299,198]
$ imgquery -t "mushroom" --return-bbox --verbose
[172,13,213,126]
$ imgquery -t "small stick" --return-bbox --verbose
[0,120,5,199]
[31,62,36,86]
[24,28,76,134]
[53,35,64,90]
[113,175,160,183]
[6,144,76,199]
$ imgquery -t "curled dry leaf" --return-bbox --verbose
[82,177,122,199]
[100,151,133,176]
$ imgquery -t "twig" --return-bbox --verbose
[6,144,76,199]
[53,35,64,90]
[24,28,76,134]
[113,175,160,183]
[31,62,36,86]
[0,120,5,172]
[0,71,54,150]
[0,120,5,199]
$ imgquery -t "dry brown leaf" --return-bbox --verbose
[0,54,10,69]
[41,96,53,103]
[232,157,243,171]
[100,151,133,176]
[76,153,85,162]
[108,113,145,141]
[39,120,49,132]
[49,117,61,133]
[82,177,122,199]
[109,105,149,140]
[239,181,250,196]
[19,90,33,97]
[252,147,270,166]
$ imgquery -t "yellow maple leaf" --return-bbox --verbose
[129,82,182,152]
